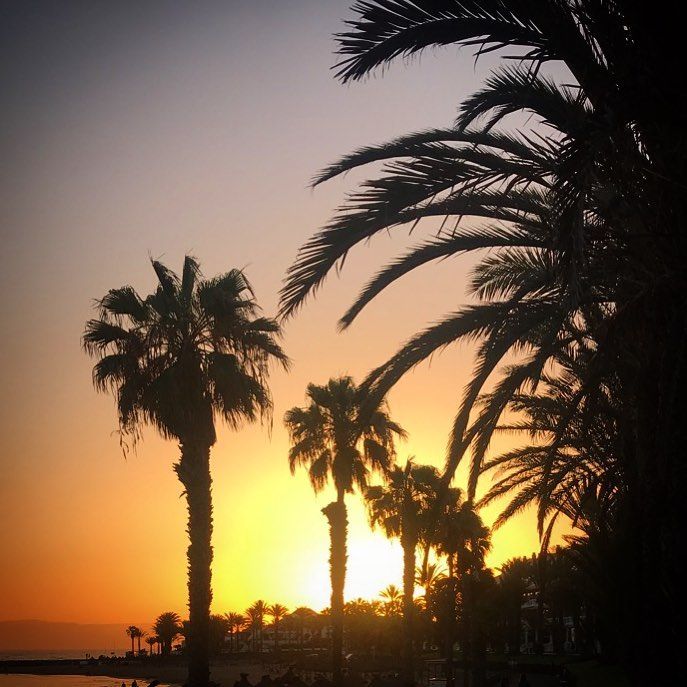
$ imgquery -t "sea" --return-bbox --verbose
[0,652,125,661]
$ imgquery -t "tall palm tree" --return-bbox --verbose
[268,603,289,652]
[83,257,288,687]
[153,612,181,656]
[125,626,140,656]
[366,461,440,686]
[285,376,405,687]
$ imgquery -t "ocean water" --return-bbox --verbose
[0,651,124,661]
[0,678,171,687]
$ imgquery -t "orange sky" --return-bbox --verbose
[0,1,566,628]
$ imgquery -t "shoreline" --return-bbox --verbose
[0,658,272,686]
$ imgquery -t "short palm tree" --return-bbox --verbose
[268,603,288,652]
[284,376,405,687]
[435,497,491,687]
[83,257,288,686]
[145,635,157,658]
[496,558,532,655]
[247,600,268,652]
[153,612,181,656]
[379,584,403,617]
[290,606,318,652]
[224,612,245,653]
[366,461,440,686]
[415,562,446,609]
[136,629,146,654]
[125,625,141,656]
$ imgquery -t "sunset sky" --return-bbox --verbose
[0,1,564,629]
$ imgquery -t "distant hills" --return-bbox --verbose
[0,619,147,651]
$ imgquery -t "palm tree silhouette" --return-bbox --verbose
[290,606,318,652]
[125,626,140,656]
[145,635,157,658]
[284,376,405,687]
[433,494,490,687]
[83,257,287,686]
[153,612,181,656]
[495,558,531,655]
[268,603,288,652]
[378,584,402,618]
[247,600,268,652]
[224,612,245,653]
[365,461,440,686]
[415,562,446,610]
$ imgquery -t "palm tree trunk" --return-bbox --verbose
[131,636,135,656]
[274,620,279,653]
[445,555,456,687]
[323,493,347,687]
[176,441,213,687]
[461,573,471,687]
[400,529,417,687]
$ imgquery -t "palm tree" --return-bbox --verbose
[247,600,268,652]
[153,612,181,656]
[285,376,405,687]
[366,461,440,686]
[225,612,245,653]
[495,558,531,655]
[209,614,230,657]
[136,629,145,655]
[83,257,288,686]
[243,611,257,652]
[268,603,288,652]
[125,625,140,656]
[434,496,491,687]
[145,635,157,658]
[379,584,402,618]
[290,607,318,652]
[415,562,445,607]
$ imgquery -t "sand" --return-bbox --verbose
[0,659,272,687]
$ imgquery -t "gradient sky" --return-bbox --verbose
[0,0,565,628]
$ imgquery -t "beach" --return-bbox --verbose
[0,659,274,687]
[0,677,173,687]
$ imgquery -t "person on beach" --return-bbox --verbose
[234,672,253,687]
